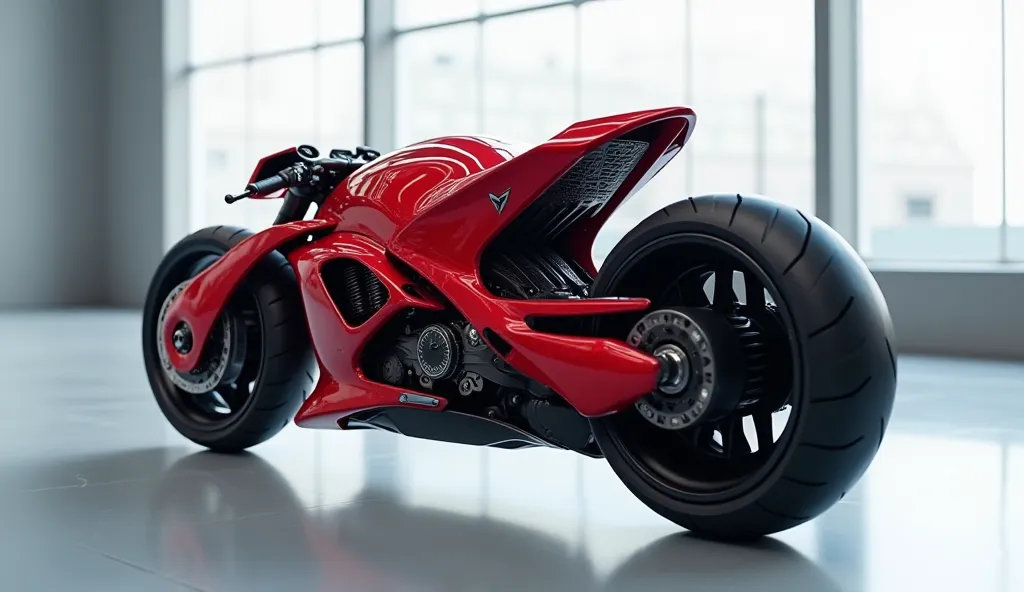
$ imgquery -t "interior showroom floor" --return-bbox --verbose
[3,311,1023,592]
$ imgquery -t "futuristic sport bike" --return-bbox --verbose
[144,107,897,540]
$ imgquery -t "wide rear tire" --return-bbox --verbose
[590,194,896,540]
[142,225,316,452]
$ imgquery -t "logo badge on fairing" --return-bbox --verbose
[489,188,510,214]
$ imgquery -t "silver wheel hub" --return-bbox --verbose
[654,343,690,394]
[171,325,192,353]
[156,281,235,394]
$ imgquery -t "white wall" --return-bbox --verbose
[873,267,1024,360]
[104,0,169,307]
[0,0,107,307]
[0,0,172,308]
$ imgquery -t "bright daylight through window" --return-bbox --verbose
[187,0,364,232]
[395,0,813,264]
[860,0,1010,262]
[186,0,1023,266]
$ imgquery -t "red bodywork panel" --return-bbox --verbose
[288,233,450,428]
[163,219,334,373]
[164,107,697,424]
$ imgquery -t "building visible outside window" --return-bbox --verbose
[905,194,936,222]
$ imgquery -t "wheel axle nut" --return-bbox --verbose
[172,323,193,354]
[654,344,690,395]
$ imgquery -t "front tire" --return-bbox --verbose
[142,225,316,452]
[590,194,896,540]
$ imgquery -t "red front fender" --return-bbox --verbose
[163,220,334,372]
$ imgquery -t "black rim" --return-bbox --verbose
[597,233,801,503]
[151,248,264,430]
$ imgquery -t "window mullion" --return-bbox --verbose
[364,0,396,151]
[814,0,859,248]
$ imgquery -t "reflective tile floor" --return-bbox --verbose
[2,311,1023,591]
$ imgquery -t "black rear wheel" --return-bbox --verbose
[142,225,316,452]
[591,194,896,540]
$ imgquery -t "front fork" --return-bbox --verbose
[273,187,318,226]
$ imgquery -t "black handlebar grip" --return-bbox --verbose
[249,174,289,195]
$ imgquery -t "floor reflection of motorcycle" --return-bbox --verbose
[148,452,843,592]
[145,106,897,540]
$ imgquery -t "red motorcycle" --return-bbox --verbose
[144,107,896,540]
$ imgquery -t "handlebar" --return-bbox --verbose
[224,151,367,204]
[224,174,288,204]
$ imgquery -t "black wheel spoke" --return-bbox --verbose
[713,268,735,311]
[720,417,750,459]
[223,383,251,412]
[668,282,686,306]
[743,270,766,309]
[670,265,712,308]
[188,390,225,415]
[681,282,711,308]
[685,425,714,451]
[753,411,774,453]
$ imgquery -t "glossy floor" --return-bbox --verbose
[2,311,1023,591]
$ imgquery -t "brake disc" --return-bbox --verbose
[156,281,246,394]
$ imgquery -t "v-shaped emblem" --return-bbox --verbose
[489,188,510,214]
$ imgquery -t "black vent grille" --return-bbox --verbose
[485,246,592,299]
[323,259,389,326]
[481,137,648,300]
[499,138,649,244]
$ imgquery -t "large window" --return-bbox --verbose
[187,0,364,232]
[182,0,1021,268]
[860,0,1015,263]
[393,0,814,263]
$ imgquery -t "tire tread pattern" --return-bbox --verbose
[807,296,855,338]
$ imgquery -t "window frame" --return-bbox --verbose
[167,0,1024,358]
[173,0,1014,263]
[175,0,366,239]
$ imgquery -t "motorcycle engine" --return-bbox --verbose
[415,324,461,381]
[372,319,543,400]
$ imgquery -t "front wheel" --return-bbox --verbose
[590,194,896,540]
[142,225,316,452]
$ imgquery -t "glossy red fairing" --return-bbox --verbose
[163,219,335,373]
[288,233,450,428]
[165,107,697,428]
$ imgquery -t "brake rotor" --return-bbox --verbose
[627,307,747,430]
[156,281,247,394]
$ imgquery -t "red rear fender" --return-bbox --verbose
[389,106,695,274]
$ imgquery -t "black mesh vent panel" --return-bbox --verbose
[498,138,649,244]
[484,246,592,299]
[481,137,649,300]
